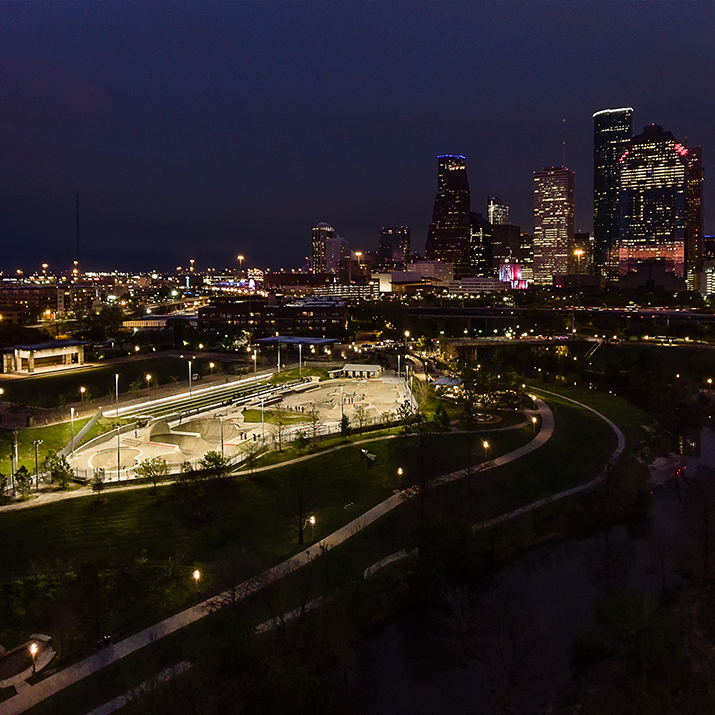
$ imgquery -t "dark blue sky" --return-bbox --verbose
[1,2,714,273]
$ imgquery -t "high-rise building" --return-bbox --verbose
[311,223,336,273]
[533,166,575,284]
[618,124,688,280]
[492,223,521,269]
[593,107,634,280]
[519,232,534,282]
[571,231,595,275]
[377,226,411,269]
[469,212,492,276]
[325,236,352,274]
[425,155,472,276]
[686,146,704,290]
[487,196,509,225]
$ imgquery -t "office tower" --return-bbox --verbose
[488,196,509,225]
[519,232,534,281]
[593,107,634,280]
[704,235,715,261]
[325,236,352,274]
[311,223,336,273]
[618,124,688,280]
[686,146,704,290]
[377,226,411,269]
[425,155,472,276]
[571,231,594,275]
[492,223,521,269]
[469,212,492,276]
[533,166,575,284]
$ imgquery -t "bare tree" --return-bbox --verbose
[306,402,324,444]
[284,470,319,544]
[271,403,290,452]
[353,404,369,431]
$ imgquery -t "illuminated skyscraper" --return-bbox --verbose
[593,107,633,279]
[686,146,704,290]
[377,226,411,269]
[425,155,472,276]
[618,124,688,280]
[533,166,575,284]
[487,196,509,225]
[311,222,336,273]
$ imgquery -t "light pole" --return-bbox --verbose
[32,439,43,491]
[145,373,152,390]
[261,397,265,441]
[277,343,281,372]
[117,425,121,479]
[253,350,257,376]
[188,359,193,397]
[220,415,225,460]
[70,407,75,457]
[80,386,86,401]
[308,515,316,541]
[193,569,201,599]
[532,415,538,434]
[115,373,119,417]
[209,362,214,376]
[483,440,490,462]
[298,344,302,377]
[29,642,38,675]
[340,385,344,420]
[237,254,244,273]
[397,355,401,377]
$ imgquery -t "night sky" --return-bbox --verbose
[2,2,714,274]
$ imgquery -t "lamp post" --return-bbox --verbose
[298,344,302,377]
[340,385,344,419]
[261,397,265,441]
[80,386,86,401]
[32,439,43,491]
[115,373,119,417]
[117,425,121,479]
[220,415,225,460]
[397,355,401,377]
[308,515,316,541]
[237,254,244,272]
[532,415,538,434]
[29,642,38,675]
[253,350,257,376]
[188,359,193,397]
[209,362,214,376]
[193,569,201,599]
[482,440,490,462]
[145,373,152,390]
[70,407,75,457]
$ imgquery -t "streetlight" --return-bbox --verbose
[397,354,401,377]
[308,515,316,541]
[117,424,121,479]
[32,439,43,491]
[80,386,86,401]
[220,415,225,460]
[531,416,538,434]
[261,397,265,441]
[209,362,214,376]
[237,254,244,271]
[29,642,38,675]
[253,350,257,376]
[70,407,75,457]
[483,440,490,462]
[298,344,302,377]
[114,374,119,417]
[145,373,152,390]
[193,569,201,599]
[188,359,193,397]
[340,385,344,419]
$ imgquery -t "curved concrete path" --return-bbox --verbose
[0,400,554,715]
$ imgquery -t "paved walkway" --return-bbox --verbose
[0,401,554,715]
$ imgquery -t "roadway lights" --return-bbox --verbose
[145,374,152,389]
[308,515,316,540]
[80,386,86,400]
[29,642,38,675]
[483,440,490,461]
[532,416,538,434]
[193,569,201,598]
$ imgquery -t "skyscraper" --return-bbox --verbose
[487,196,509,225]
[618,124,688,280]
[686,146,704,290]
[593,107,634,280]
[425,155,472,276]
[311,222,336,273]
[533,167,575,284]
[377,226,411,269]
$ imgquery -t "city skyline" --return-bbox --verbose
[0,2,713,273]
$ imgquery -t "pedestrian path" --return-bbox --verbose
[0,400,554,715]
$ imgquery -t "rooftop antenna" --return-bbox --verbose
[562,118,567,167]
[75,191,80,278]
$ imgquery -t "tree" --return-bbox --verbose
[293,431,308,452]
[433,403,451,430]
[270,403,290,452]
[199,450,229,477]
[284,470,319,545]
[0,472,8,499]
[353,404,369,431]
[15,465,31,499]
[240,440,262,475]
[91,469,106,500]
[45,451,73,489]
[339,414,352,440]
[306,403,324,444]
[134,456,169,493]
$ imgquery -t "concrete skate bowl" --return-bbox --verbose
[92,448,141,471]
[149,418,240,458]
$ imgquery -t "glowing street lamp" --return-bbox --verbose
[482,440,490,462]
[188,359,193,397]
[237,254,245,271]
[531,415,538,434]
[253,350,257,376]
[209,362,215,376]
[70,407,76,457]
[29,642,38,675]
[145,374,152,390]
[308,515,316,541]
[114,374,120,417]
[80,386,86,401]
[192,569,201,598]
[32,439,43,491]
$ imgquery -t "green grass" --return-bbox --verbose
[241,408,308,424]
[269,366,330,385]
[0,356,239,409]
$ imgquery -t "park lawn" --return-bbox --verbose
[269,366,330,385]
[241,408,308,424]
